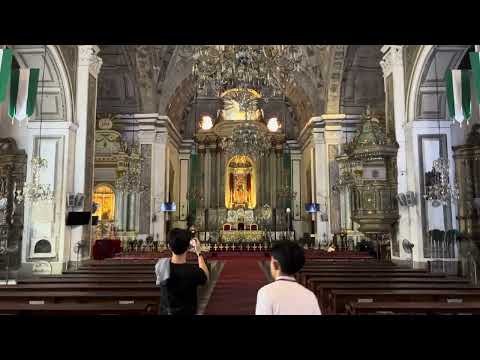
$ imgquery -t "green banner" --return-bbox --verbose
[0,48,12,103]
[470,52,480,105]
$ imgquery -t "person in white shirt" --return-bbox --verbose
[255,240,321,315]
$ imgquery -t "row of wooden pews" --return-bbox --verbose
[0,259,187,316]
[296,256,480,315]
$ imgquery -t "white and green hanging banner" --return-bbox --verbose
[8,68,40,121]
[0,48,13,103]
[445,69,471,126]
[469,51,480,105]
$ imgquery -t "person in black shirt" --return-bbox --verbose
[155,228,209,315]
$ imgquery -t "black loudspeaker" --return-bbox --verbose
[66,212,92,226]
[91,216,99,226]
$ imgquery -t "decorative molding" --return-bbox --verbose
[326,45,347,114]
[78,45,102,77]
[156,132,168,145]
[380,45,404,77]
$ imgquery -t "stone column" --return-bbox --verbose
[204,145,211,209]
[381,45,417,262]
[312,125,330,246]
[126,194,132,231]
[210,147,217,208]
[70,45,102,262]
[152,131,168,243]
[291,150,302,240]
[137,118,156,235]
[323,115,345,236]
[179,151,190,227]
[216,146,222,209]
[115,190,124,231]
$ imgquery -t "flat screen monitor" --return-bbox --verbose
[160,202,176,212]
[305,203,320,213]
[66,212,92,226]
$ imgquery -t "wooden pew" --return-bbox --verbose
[18,277,156,284]
[310,282,475,314]
[328,289,480,314]
[0,290,160,305]
[1,283,158,291]
[297,269,431,287]
[346,301,480,315]
[0,302,157,316]
[63,270,159,274]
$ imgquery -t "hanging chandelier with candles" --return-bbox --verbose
[220,122,272,160]
[19,156,54,203]
[190,45,303,110]
[20,45,55,204]
[423,157,460,207]
[423,53,460,208]
[115,140,147,195]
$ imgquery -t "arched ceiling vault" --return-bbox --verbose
[97,45,386,134]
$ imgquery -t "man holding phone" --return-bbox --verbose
[155,228,210,315]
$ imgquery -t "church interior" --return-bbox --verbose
[1,44,480,315]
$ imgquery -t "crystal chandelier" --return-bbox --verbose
[116,141,147,195]
[423,157,460,207]
[220,122,271,160]
[18,156,54,203]
[423,54,460,208]
[20,45,55,204]
[190,45,302,109]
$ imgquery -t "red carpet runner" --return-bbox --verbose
[204,256,269,315]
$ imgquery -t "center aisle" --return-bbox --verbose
[203,256,270,315]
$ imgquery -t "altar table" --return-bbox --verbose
[220,230,264,242]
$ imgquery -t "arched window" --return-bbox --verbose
[93,184,115,222]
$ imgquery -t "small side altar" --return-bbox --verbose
[220,230,264,243]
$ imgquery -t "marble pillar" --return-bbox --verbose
[312,127,330,245]
[70,45,102,262]
[291,151,302,240]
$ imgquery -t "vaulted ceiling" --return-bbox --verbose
[97,45,385,135]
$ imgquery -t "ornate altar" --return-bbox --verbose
[225,155,256,209]
[453,124,480,245]
[220,230,264,242]
[220,207,263,242]
[338,108,399,235]
[0,138,27,269]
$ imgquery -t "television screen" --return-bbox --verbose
[66,212,92,226]
[305,203,320,213]
[160,202,176,212]
[91,216,99,226]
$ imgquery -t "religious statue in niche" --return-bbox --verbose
[225,155,256,209]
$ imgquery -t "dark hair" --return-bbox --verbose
[167,228,191,255]
[271,241,305,275]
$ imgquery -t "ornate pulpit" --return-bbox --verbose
[0,138,27,270]
[453,125,480,246]
[338,109,399,236]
